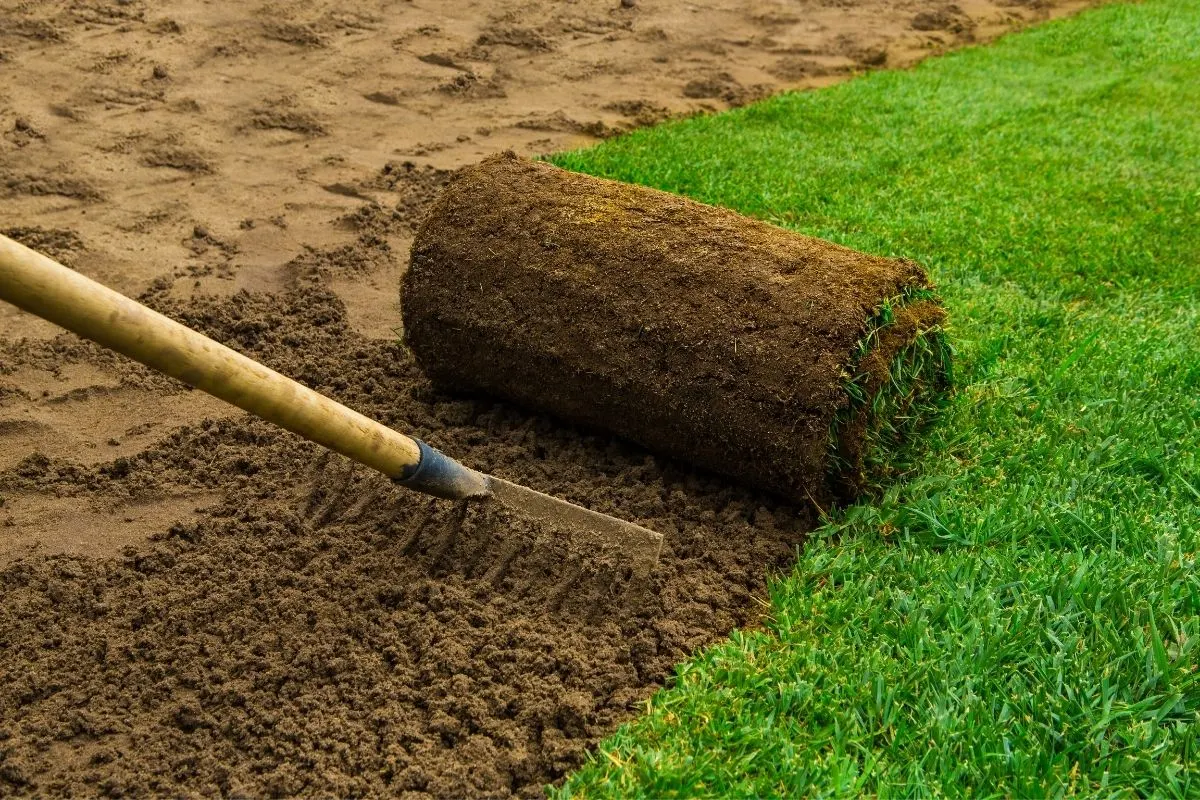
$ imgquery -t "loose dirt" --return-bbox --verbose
[1,0,1097,795]
[1,284,809,796]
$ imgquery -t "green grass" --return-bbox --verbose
[828,288,951,496]
[550,1,1200,795]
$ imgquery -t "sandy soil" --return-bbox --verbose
[1,0,1096,796]
[0,0,1093,559]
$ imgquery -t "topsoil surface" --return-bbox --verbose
[1,0,1096,796]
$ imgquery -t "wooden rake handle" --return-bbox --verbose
[0,234,489,500]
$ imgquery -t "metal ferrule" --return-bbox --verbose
[395,439,493,501]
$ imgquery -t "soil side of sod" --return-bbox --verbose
[404,154,946,509]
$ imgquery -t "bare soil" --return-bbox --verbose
[1,0,1096,796]
[1,284,809,796]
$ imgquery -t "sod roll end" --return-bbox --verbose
[403,153,949,506]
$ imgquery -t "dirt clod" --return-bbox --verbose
[0,227,85,265]
[912,5,971,33]
[248,98,327,136]
[141,144,214,173]
[0,168,101,201]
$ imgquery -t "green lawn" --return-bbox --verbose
[551,1,1200,796]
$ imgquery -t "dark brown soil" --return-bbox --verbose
[404,154,941,508]
[0,281,809,797]
[0,227,85,266]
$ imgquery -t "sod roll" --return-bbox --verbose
[403,153,949,505]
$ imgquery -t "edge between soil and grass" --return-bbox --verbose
[549,0,1200,795]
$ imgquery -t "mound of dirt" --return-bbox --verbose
[0,227,85,265]
[0,284,810,797]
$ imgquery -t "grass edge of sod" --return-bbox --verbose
[549,0,1200,795]
[828,288,952,499]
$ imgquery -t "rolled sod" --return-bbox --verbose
[403,153,949,505]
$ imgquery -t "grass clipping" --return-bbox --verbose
[829,289,950,498]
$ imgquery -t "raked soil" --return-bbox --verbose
[1,0,1097,796]
[1,278,811,796]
